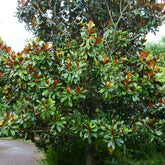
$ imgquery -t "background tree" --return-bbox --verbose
[0,0,165,165]
[145,36,165,61]
[145,37,165,148]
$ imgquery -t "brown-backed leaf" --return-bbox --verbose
[133,86,136,92]
[67,40,70,48]
[140,120,144,126]
[45,79,49,85]
[157,101,162,107]
[146,55,152,62]
[66,62,72,71]
[114,57,118,65]
[109,146,114,154]
[48,2,52,7]
[76,87,81,94]
[37,110,41,114]
[137,0,146,8]
[121,80,125,86]
[66,86,71,95]
[109,19,112,26]
[39,74,43,78]
[133,125,136,133]
[105,81,112,88]
[21,0,25,4]
[34,71,38,80]
[140,50,147,59]
[154,65,159,71]
[95,37,102,44]
[112,129,116,136]
[76,61,79,69]
[149,118,157,127]
[89,36,94,39]
[32,107,35,114]
[54,80,59,88]
[148,116,151,123]
[32,21,37,26]
[148,101,153,109]
[24,108,27,113]
[18,57,24,63]
[146,64,152,69]
[65,58,70,62]
[127,72,131,81]
[4,46,11,54]
[113,120,117,126]
[93,8,97,12]
[149,70,153,78]
[4,111,10,117]
[43,42,49,51]
[162,97,165,104]
[0,42,3,49]
[103,55,107,63]
[88,20,94,30]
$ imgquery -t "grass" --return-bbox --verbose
[115,152,165,165]
[0,136,13,140]
[0,136,34,145]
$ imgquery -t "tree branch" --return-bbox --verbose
[31,2,71,39]
[105,0,130,56]
[110,33,141,56]
[53,0,58,22]
[104,0,115,25]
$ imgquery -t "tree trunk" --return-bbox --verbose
[86,142,95,165]
[163,123,165,141]
[123,144,126,159]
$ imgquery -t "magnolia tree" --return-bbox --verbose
[0,0,165,164]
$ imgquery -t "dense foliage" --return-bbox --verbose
[17,0,165,46]
[0,0,165,164]
[0,39,12,117]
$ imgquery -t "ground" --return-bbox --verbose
[0,139,42,165]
